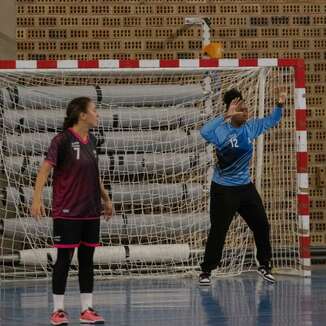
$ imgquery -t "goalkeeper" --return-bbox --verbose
[199,88,286,285]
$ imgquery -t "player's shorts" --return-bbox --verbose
[53,218,100,248]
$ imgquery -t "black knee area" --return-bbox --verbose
[78,245,95,293]
[52,248,74,295]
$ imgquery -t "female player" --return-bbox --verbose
[199,88,286,285]
[31,97,113,325]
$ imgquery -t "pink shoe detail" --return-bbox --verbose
[50,310,69,325]
[80,308,104,324]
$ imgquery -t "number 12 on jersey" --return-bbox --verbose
[230,137,239,148]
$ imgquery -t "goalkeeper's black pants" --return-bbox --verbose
[200,181,272,273]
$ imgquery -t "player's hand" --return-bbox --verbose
[277,87,287,105]
[225,98,244,119]
[31,197,45,220]
[103,199,113,221]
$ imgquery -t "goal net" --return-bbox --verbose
[0,60,309,280]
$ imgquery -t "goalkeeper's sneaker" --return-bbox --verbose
[199,272,211,286]
[50,310,69,325]
[258,265,276,284]
[80,307,105,324]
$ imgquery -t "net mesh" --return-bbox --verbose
[0,67,300,280]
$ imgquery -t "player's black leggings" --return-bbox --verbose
[200,181,272,273]
[52,245,95,295]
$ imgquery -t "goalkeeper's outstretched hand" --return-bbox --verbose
[224,97,245,119]
[277,87,287,105]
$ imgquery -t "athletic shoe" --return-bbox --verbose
[199,272,211,285]
[80,307,105,324]
[50,310,69,325]
[258,265,276,284]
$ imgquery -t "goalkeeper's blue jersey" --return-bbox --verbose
[200,107,282,186]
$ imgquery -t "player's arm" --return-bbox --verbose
[200,98,243,145]
[32,135,62,220]
[99,179,113,220]
[247,90,287,139]
[31,161,53,220]
[99,180,110,202]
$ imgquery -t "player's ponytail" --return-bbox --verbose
[63,97,92,130]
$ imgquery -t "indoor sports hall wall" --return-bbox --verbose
[14,0,326,261]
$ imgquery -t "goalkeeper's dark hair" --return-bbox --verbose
[63,97,92,130]
[223,88,243,110]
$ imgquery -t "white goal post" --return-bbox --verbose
[0,59,310,280]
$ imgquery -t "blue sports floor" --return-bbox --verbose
[1,271,325,326]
